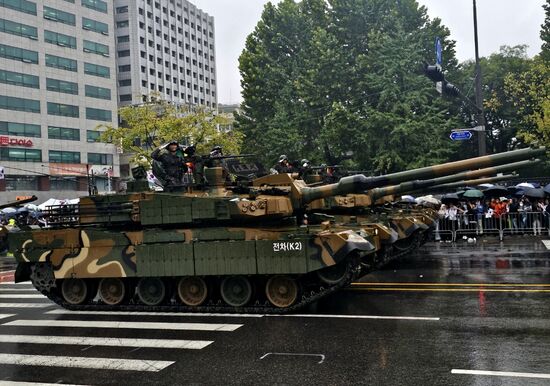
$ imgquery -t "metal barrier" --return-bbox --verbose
[434,211,550,241]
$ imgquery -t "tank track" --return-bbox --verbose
[33,258,362,315]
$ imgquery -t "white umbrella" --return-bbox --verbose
[516,182,535,189]
[0,207,16,214]
[478,183,494,189]
[415,195,441,206]
[400,195,416,203]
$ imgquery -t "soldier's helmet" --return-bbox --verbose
[183,144,196,156]
[279,154,288,163]
[301,159,310,167]
[210,145,223,157]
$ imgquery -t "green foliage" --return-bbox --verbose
[541,0,550,62]
[98,95,244,166]
[237,0,461,173]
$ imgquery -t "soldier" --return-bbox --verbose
[151,141,187,191]
[272,155,295,174]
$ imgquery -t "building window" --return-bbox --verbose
[0,121,40,137]
[0,69,39,89]
[48,126,80,141]
[117,49,130,57]
[0,95,40,113]
[43,6,75,26]
[85,85,111,100]
[5,176,38,190]
[0,0,37,15]
[118,64,131,72]
[50,177,77,191]
[45,54,77,72]
[49,150,80,163]
[83,40,109,56]
[47,102,79,118]
[116,5,128,13]
[81,0,107,14]
[117,35,130,43]
[0,148,41,162]
[82,17,108,35]
[88,152,112,165]
[119,94,132,102]
[0,18,38,39]
[84,62,110,78]
[86,130,101,142]
[0,43,38,64]
[116,20,129,28]
[86,107,112,121]
[118,79,131,86]
[46,78,78,95]
[44,30,77,49]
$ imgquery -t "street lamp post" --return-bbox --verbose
[473,0,486,156]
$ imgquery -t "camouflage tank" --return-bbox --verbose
[8,167,386,313]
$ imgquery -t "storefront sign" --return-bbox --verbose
[49,163,87,176]
[0,136,33,147]
[88,165,113,176]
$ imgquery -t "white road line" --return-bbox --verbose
[451,369,550,379]
[542,240,550,249]
[0,314,15,320]
[0,282,32,286]
[268,314,440,321]
[5,320,243,331]
[46,309,263,318]
[0,334,213,349]
[0,288,38,292]
[0,303,52,308]
[0,294,44,299]
[0,353,174,372]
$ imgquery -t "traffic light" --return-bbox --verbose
[442,81,460,97]
[423,63,444,82]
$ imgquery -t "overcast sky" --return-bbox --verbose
[191,0,546,104]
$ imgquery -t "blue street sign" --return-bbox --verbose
[450,131,472,141]
[435,37,442,65]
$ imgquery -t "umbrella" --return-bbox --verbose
[478,183,494,190]
[415,195,441,206]
[522,187,545,199]
[462,189,484,199]
[400,195,416,203]
[543,183,550,195]
[483,185,510,197]
[0,207,16,214]
[530,182,541,188]
[516,182,535,189]
[16,207,29,214]
[441,193,460,204]
[24,204,40,211]
[514,189,525,197]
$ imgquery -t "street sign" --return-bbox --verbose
[435,37,442,65]
[450,131,472,141]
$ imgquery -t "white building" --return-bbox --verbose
[113,0,217,108]
[0,0,120,204]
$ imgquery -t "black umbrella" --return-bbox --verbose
[543,183,550,195]
[441,193,460,204]
[483,185,510,197]
[522,187,546,199]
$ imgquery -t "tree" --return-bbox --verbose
[541,0,550,62]
[98,96,244,166]
[237,0,462,172]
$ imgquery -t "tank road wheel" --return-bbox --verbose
[61,278,90,305]
[136,278,166,306]
[317,263,349,286]
[220,276,252,307]
[177,276,208,306]
[265,275,299,308]
[98,278,127,305]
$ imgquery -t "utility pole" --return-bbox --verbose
[473,0,486,155]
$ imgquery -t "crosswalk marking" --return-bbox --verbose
[0,294,44,299]
[0,334,213,349]
[0,303,52,308]
[542,240,550,249]
[46,309,264,318]
[0,353,174,372]
[5,319,243,331]
[0,288,38,292]
[0,382,88,386]
[0,282,32,286]
[0,314,15,320]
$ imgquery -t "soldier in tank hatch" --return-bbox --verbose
[151,141,187,191]
[272,155,295,174]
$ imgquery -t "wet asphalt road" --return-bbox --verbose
[0,236,550,385]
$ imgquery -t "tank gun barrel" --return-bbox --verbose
[0,195,37,210]
[368,159,539,200]
[421,174,517,193]
[300,147,544,204]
